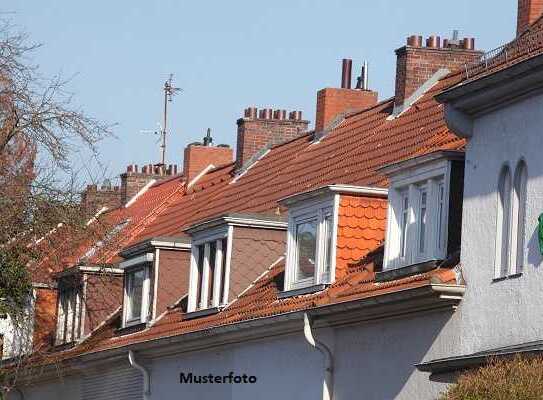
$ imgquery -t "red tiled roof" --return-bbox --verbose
[27,50,472,366]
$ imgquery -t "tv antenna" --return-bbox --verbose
[159,74,182,165]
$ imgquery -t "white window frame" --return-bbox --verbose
[384,160,451,270]
[285,195,339,291]
[122,264,151,327]
[495,160,528,279]
[187,226,232,313]
[56,281,83,345]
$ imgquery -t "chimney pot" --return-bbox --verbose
[462,37,475,50]
[407,35,423,47]
[341,59,353,89]
[426,35,441,48]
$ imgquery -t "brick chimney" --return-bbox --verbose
[315,59,378,132]
[517,0,543,35]
[394,33,483,107]
[120,163,179,205]
[81,180,121,212]
[183,129,233,182]
[236,107,309,168]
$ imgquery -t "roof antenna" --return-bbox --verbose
[203,128,213,146]
[356,61,369,90]
[160,74,182,166]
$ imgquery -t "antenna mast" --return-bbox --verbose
[160,74,181,166]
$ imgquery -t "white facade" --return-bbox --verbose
[452,93,543,352]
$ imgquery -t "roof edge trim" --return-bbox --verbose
[279,184,388,207]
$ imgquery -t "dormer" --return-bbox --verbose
[54,265,123,346]
[279,185,388,295]
[380,151,464,275]
[184,214,287,317]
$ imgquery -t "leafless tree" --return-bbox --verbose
[0,17,115,396]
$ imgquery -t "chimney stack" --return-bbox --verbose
[120,163,179,205]
[183,130,233,182]
[394,32,483,108]
[81,180,121,212]
[236,107,308,168]
[517,0,543,36]
[315,59,379,132]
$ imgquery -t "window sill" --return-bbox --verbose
[376,259,441,283]
[278,284,329,299]
[184,306,221,320]
[115,322,147,335]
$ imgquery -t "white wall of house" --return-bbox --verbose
[456,93,543,353]
[147,310,454,400]
[0,293,35,360]
[12,310,457,400]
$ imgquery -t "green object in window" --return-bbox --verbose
[539,214,543,256]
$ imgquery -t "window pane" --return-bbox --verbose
[437,183,445,250]
[400,194,409,258]
[206,241,217,309]
[296,220,317,281]
[419,188,427,253]
[127,269,144,322]
[323,214,333,277]
[219,238,228,305]
[195,244,205,308]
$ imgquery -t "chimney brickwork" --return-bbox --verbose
[183,143,233,182]
[236,108,309,168]
[81,183,121,212]
[315,59,378,132]
[120,164,179,205]
[315,88,378,132]
[394,34,483,107]
[517,0,543,35]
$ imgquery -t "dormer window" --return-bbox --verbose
[187,228,230,314]
[191,237,228,312]
[280,185,388,294]
[289,204,335,290]
[185,213,288,317]
[56,279,83,345]
[119,253,154,328]
[381,151,464,271]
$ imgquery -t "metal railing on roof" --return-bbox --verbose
[464,28,543,79]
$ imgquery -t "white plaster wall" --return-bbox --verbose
[147,311,455,400]
[457,93,543,353]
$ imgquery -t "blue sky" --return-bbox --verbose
[5,1,516,181]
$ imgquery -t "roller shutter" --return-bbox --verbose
[82,367,142,400]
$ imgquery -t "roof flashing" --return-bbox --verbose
[389,68,450,120]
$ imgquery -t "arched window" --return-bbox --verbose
[495,165,512,278]
[511,160,528,274]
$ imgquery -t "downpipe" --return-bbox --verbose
[304,313,334,400]
[128,350,151,400]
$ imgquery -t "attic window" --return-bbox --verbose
[56,280,83,345]
[382,152,463,271]
[284,197,338,291]
[122,264,152,327]
[187,228,230,314]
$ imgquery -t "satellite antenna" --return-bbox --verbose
[160,74,182,166]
